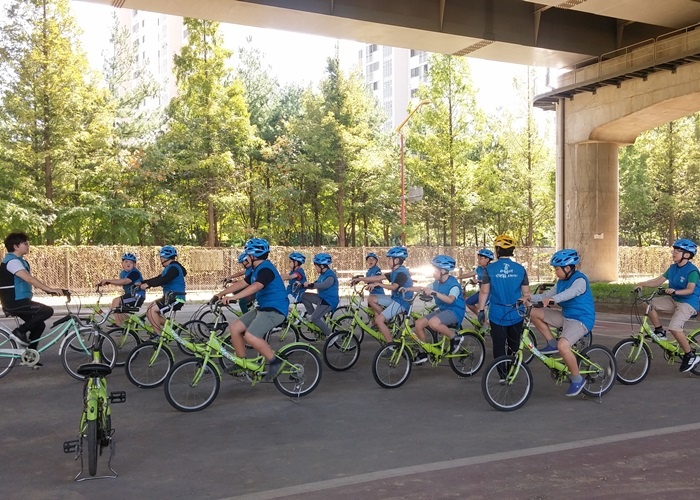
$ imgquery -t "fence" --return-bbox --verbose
[2,245,674,294]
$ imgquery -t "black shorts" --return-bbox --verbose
[119,294,145,309]
[156,295,184,314]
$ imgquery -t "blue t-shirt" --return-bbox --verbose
[432,275,466,321]
[555,270,595,331]
[366,265,385,295]
[664,262,700,311]
[120,268,146,298]
[482,258,529,326]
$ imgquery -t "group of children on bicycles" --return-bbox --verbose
[3,230,699,388]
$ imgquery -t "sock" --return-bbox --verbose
[548,339,558,348]
[571,375,583,383]
[654,326,664,333]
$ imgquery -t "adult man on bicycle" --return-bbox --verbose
[635,238,700,373]
[214,238,289,380]
[0,232,63,350]
[529,249,595,397]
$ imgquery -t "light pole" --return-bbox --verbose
[396,99,431,246]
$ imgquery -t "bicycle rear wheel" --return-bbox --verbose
[274,345,323,397]
[612,338,651,385]
[164,359,221,412]
[579,345,616,397]
[125,341,174,388]
[449,332,485,377]
[86,419,98,476]
[62,332,117,381]
[372,342,411,389]
[105,327,141,367]
[481,356,533,411]
[0,330,18,378]
[323,331,361,371]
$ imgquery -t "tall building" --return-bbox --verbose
[357,44,430,131]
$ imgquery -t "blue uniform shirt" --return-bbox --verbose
[433,275,466,320]
[483,258,528,327]
[366,265,385,295]
[0,253,32,301]
[252,260,289,316]
[316,268,340,311]
[664,262,700,311]
[555,270,596,331]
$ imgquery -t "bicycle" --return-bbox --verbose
[322,284,408,371]
[278,297,344,343]
[0,291,117,380]
[481,304,616,411]
[163,323,323,412]
[371,293,486,388]
[613,287,700,384]
[63,334,126,480]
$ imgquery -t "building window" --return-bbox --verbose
[368,62,379,73]
[383,60,392,76]
[368,44,378,54]
[383,80,392,99]
[410,67,420,78]
[411,88,418,98]
[383,46,392,57]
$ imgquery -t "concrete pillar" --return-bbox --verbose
[560,142,619,282]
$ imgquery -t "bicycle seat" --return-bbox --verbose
[77,362,113,377]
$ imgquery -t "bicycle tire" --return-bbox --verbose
[297,321,320,342]
[331,305,350,320]
[449,332,485,377]
[105,327,141,367]
[87,419,98,476]
[266,324,299,352]
[612,338,651,385]
[62,332,117,381]
[274,345,322,397]
[690,331,700,376]
[371,342,412,389]
[323,331,361,371]
[481,355,533,411]
[579,345,616,397]
[177,320,214,356]
[164,359,221,412]
[125,341,174,388]
[0,330,18,378]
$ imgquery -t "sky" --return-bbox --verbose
[70,0,532,115]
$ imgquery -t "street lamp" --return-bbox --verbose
[396,99,431,246]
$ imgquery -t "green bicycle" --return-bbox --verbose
[63,334,126,480]
[163,326,323,412]
[481,304,616,411]
[613,287,700,384]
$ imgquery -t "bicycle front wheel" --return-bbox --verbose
[125,341,174,388]
[323,331,361,371]
[275,345,323,397]
[62,332,117,381]
[612,338,651,385]
[266,324,300,352]
[164,359,221,412]
[0,330,18,378]
[449,332,485,377]
[105,327,141,367]
[372,342,411,389]
[86,419,98,476]
[481,356,533,411]
[579,345,616,397]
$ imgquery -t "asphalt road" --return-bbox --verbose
[2,306,699,499]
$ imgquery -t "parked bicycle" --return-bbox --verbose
[481,303,616,411]
[613,287,700,384]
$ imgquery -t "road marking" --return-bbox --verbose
[227,421,700,500]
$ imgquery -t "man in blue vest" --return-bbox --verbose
[215,238,289,380]
[477,235,530,362]
[530,249,596,397]
[0,232,63,351]
[139,245,187,334]
[635,238,700,374]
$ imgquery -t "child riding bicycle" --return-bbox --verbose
[139,245,187,334]
[529,248,595,397]
[299,253,339,339]
[458,248,493,317]
[634,238,700,373]
[98,252,146,326]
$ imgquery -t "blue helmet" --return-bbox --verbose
[386,246,408,259]
[289,252,306,265]
[121,252,137,263]
[431,254,456,271]
[237,252,248,264]
[159,245,177,259]
[244,238,270,258]
[477,248,494,260]
[673,239,697,257]
[365,252,379,261]
[313,253,332,266]
[550,248,580,267]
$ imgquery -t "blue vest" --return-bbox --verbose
[286,267,307,301]
[666,262,700,311]
[1,253,32,301]
[161,262,186,299]
[120,268,146,298]
[484,258,527,326]
[366,265,385,295]
[390,265,413,312]
[316,268,340,311]
[555,270,596,331]
[433,275,466,320]
[251,260,289,316]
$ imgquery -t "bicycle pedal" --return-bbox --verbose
[63,440,78,453]
[109,391,126,404]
